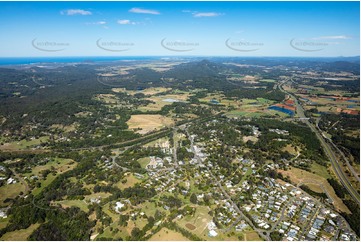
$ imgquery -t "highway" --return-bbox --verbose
[278,79,360,204]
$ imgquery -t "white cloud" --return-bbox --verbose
[86,21,107,25]
[117,19,136,25]
[61,9,92,16]
[193,12,222,17]
[129,7,160,15]
[313,35,351,40]
[96,21,107,25]
[183,10,223,18]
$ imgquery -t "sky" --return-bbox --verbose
[0,1,359,57]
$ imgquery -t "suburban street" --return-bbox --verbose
[184,127,271,241]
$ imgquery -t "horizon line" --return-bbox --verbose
[0,55,360,58]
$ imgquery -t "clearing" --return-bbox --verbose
[0,223,40,241]
[0,136,49,151]
[278,167,349,213]
[138,92,190,112]
[31,159,77,196]
[282,144,299,156]
[0,182,26,206]
[244,231,261,241]
[149,227,189,241]
[112,87,171,96]
[177,206,212,239]
[137,157,151,169]
[115,173,141,189]
[127,114,174,134]
[54,200,89,212]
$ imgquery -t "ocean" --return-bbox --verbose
[0,56,163,66]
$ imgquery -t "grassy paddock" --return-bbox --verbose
[0,182,25,206]
[127,114,174,134]
[278,167,349,213]
[149,227,189,241]
[0,223,40,241]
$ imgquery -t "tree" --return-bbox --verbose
[131,227,141,240]
[118,215,129,227]
[154,210,163,221]
[147,216,155,225]
[190,193,198,204]
[270,231,282,241]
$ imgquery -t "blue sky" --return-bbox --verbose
[0,1,359,57]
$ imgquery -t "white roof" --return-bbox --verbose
[209,230,218,237]
[115,202,125,211]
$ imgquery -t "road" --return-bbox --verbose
[278,79,360,204]
[329,141,360,182]
[172,128,179,168]
[315,118,360,182]
[297,179,333,203]
[9,168,30,195]
[184,127,270,241]
[270,197,295,231]
[300,204,321,238]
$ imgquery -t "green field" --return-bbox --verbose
[256,97,274,104]
[240,167,253,183]
[226,110,269,118]
[32,174,57,196]
[102,203,120,222]
[177,205,212,239]
[97,223,129,240]
[0,217,9,230]
[0,136,49,151]
[84,192,111,200]
[0,223,40,241]
[267,109,289,118]
[259,79,276,83]
[28,158,74,177]
[149,227,189,241]
[311,162,331,179]
[140,201,158,217]
[137,157,151,169]
[115,173,141,189]
[244,230,262,241]
[56,200,89,212]
[0,182,26,206]
[31,158,76,196]
[143,137,169,148]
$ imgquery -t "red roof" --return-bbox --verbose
[284,99,295,106]
[342,109,359,115]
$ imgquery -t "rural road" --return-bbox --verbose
[9,168,30,195]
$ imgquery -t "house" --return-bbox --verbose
[115,202,125,212]
[0,210,7,219]
[324,225,335,234]
[90,197,100,204]
[7,177,16,184]
[207,221,217,230]
[208,230,218,237]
